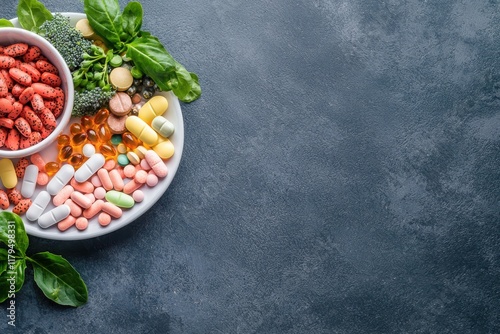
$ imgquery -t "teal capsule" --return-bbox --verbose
[117,154,129,166]
[151,116,175,138]
[105,190,135,208]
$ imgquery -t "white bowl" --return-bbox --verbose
[0,28,74,159]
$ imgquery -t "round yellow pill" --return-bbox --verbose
[109,67,133,91]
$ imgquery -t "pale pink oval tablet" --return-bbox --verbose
[98,212,112,226]
[140,158,151,171]
[134,170,148,184]
[146,173,158,187]
[132,190,144,203]
[123,164,135,178]
[94,187,106,200]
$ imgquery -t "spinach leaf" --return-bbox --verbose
[0,258,27,303]
[0,19,14,28]
[171,64,202,103]
[0,212,29,255]
[29,252,88,307]
[126,34,176,74]
[0,248,7,275]
[122,1,143,42]
[83,0,125,50]
[16,0,52,32]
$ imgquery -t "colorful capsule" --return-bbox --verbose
[71,132,87,146]
[45,161,60,176]
[97,123,112,142]
[98,143,117,158]
[57,134,70,146]
[58,145,73,161]
[70,123,83,135]
[94,108,109,125]
[86,128,99,145]
[69,153,85,168]
[81,115,94,130]
[122,131,140,150]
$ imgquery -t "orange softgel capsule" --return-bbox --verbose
[71,132,87,146]
[98,143,117,158]
[122,132,140,150]
[69,153,85,168]
[45,161,60,176]
[97,123,112,142]
[81,115,94,130]
[94,108,109,125]
[70,123,83,135]
[86,128,99,145]
[58,145,73,161]
[57,134,70,146]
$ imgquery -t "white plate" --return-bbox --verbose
[8,13,184,240]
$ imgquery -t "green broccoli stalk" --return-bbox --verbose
[72,88,115,117]
[39,14,92,71]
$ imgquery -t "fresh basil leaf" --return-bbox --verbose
[126,35,176,74]
[0,19,14,28]
[172,64,201,103]
[29,252,88,307]
[0,258,26,303]
[0,248,7,275]
[0,212,29,255]
[17,0,53,32]
[84,0,125,50]
[122,1,143,41]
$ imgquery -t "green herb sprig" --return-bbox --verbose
[0,212,88,307]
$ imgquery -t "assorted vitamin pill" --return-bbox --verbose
[45,161,60,176]
[151,116,175,138]
[138,95,168,124]
[21,164,38,198]
[132,190,144,203]
[82,143,95,157]
[74,153,105,182]
[26,190,51,221]
[109,92,132,116]
[125,116,158,146]
[38,205,71,228]
[98,212,111,226]
[12,198,32,215]
[105,190,135,208]
[46,163,74,195]
[0,158,17,189]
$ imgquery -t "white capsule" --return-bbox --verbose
[74,153,105,183]
[38,205,71,228]
[151,116,175,138]
[26,190,51,221]
[21,164,38,198]
[46,164,75,196]
[82,143,96,158]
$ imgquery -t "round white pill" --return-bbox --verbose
[83,143,96,157]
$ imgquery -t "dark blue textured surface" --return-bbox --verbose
[2,0,500,333]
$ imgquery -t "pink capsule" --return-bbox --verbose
[97,168,113,191]
[109,169,124,191]
[58,215,76,231]
[123,179,143,194]
[84,192,95,203]
[70,191,92,209]
[101,202,122,218]
[140,158,151,171]
[53,185,74,206]
[103,159,116,171]
[70,178,95,194]
[98,212,111,227]
[90,174,102,187]
[83,199,103,219]
[116,166,125,178]
[65,198,82,218]
[94,187,106,200]
[145,150,168,178]
[30,153,45,171]
[36,171,49,186]
[75,217,89,231]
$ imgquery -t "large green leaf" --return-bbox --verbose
[0,212,29,255]
[16,0,53,32]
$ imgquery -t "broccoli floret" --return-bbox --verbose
[72,88,115,117]
[39,14,93,71]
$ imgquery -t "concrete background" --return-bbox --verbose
[2,0,500,333]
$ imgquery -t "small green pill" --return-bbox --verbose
[117,154,129,166]
[111,134,123,145]
[130,66,143,79]
[110,54,123,67]
[151,116,175,138]
[105,190,135,208]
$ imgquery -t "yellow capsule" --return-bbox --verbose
[152,136,174,159]
[125,116,158,146]
[69,153,85,168]
[81,115,94,130]
[86,129,99,145]
[45,161,60,176]
[70,123,83,135]
[138,95,168,123]
[121,132,140,150]
[71,132,88,146]
[57,134,70,147]
[94,108,110,125]
[97,123,112,142]
[58,145,73,161]
[98,143,117,158]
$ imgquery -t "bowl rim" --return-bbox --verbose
[0,27,74,159]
